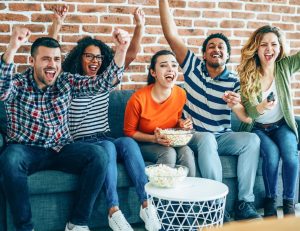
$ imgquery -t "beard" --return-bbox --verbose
[206,59,226,68]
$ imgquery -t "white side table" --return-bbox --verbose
[145,177,229,231]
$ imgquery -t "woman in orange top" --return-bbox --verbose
[124,50,196,176]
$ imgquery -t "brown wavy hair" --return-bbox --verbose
[237,25,286,103]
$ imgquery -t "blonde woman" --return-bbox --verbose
[238,25,300,217]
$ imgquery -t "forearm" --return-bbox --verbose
[0,58,15,100]
[132,131,156,143]
[159,0,179,43]
[48,21,62,40]
[125,24,144,68]
[2,45,17,64]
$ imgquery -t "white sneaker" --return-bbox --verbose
[65,222,90,231]
[140,205,161,231]
[108,210,134,231]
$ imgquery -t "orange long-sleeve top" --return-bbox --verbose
[124,84,186,137]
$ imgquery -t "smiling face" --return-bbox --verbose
[257,32,281,67]
[30,46,62,90]
[150,54,179,89]
[81,45,102,77]
[203,38,229,68]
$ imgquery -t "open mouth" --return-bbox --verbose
[264,54,274,61]
[44,69,56,80]
[212,53,222,59]
[165,74,175,82]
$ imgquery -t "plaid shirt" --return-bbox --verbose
[0,58,124,151]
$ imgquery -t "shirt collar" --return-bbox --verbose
[201,61,230,80]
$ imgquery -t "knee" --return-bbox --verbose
[246,133,261,148]
[192,132,217,148]
[89,145,109,169]
[100,141,117,161]
[0,146,25,176]
[158,147,177,165]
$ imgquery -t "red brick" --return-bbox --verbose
[82,25,113,34]
[66,15,98,24]
[0,13,29,22]
[0,35,11,43]
[141,37,156,44]
[174,19,192,27]
[203,11,230,18]
[286,33,300,40]
[245,4,270,12]
[9,3,41,11]
[31,14,52,22]
[101,15,131,24]
[109,6,136,14]
[97,0,126,3]
[18,45,31,54]
[187,38,204,47]
[78,5,107,13]
[134,54,152,63]
[247,21,271,29]
[60,25,80,34]
[272,5,296,14]
[145,17,160,26]
[26,24,45,33]
[130,74,148,82]
[145,27,163,35]
[174,9,201,18]
[218,2,243,10]
[257,14,281,21]
[282,15,300,23]
[207,30,231,37]
[0,45,7,53]
[0,25,9,33]
[220,20,245,28]
[188,2,216,9]
[232,12,255,20]
[44,4,75,12]
[143,8,159,16]
[272,23,295,31]
[178,28,204,37]
[143,46,171,55]
[0,3,6,10]
[194,20,218,28]
[62,35,89,43]
[14,55,28,64]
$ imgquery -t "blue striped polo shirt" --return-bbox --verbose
[181,50,240,133]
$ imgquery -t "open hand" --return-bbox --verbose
[133,7,145,27]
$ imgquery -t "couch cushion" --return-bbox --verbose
[28,163,134,194]
[108,90,134,138]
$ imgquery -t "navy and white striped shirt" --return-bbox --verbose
[181,50,240,133]
[69,92,110,140]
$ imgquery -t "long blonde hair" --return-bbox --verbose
[237,25,286,103]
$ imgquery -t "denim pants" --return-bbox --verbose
[0,142,108,231]
[188,131,260,202]
[139,143,196,177]
[252,122,299,200]
[75,135,148,209]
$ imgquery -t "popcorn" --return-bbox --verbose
[160,128,194,147]
[145,164,188,188]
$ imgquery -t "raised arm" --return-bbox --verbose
[48,5,68,40]
[3,26,31,64]
[125,7,145,69]
[159,0,188,65]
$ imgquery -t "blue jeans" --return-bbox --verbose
[0,142,108,231]
[253,122,299,200]
[188,131,260,202]
[75,135,148,208]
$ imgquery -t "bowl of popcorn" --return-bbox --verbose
[145,164,189,188]
[159,128,195,147]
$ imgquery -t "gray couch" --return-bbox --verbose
[0,90,299,231]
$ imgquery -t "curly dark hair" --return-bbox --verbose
[62,36,114,75]
[202,33,231,63]
[147,50,176,85]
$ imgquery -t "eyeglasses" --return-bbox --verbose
[83,53,104,62]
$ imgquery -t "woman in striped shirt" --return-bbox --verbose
[50,6,160,231]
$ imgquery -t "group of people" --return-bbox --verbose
[0,1,299,231]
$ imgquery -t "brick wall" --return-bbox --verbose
[1,0,300,113]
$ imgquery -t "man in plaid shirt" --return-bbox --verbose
[0,26,130,231]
